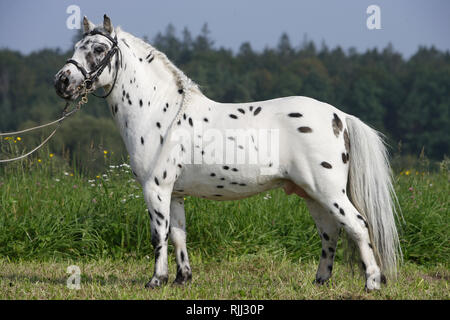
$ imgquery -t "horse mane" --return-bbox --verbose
[115,26,202,95]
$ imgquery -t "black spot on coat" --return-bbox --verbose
[298,127,312,133]
[321,161,332,169]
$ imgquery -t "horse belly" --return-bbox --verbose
[173,165,284,200]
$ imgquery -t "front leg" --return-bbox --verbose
[143,178,172,289]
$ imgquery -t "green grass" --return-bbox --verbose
[0,256,448,299]
[0,154,448,299]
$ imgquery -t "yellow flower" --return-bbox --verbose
[405,170,411,176]
[49,153,54,158]
[38,159,42,163]
[103,150,108,155]
[96,175,100,179]
[17,137,21,141]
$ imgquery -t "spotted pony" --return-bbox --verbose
[54,15,402,291]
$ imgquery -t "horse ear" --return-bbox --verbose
[83,16,95,33]
[103,14,113,33]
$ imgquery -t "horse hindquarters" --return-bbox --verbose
[286,114,399,290]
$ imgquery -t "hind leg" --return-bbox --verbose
[305,199,341,285]
[318,194,382,290]
[169,196,192,285]
[288,172,382,290]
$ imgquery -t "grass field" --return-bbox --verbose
[0,152,448,299]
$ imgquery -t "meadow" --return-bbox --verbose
[0,145,448,299]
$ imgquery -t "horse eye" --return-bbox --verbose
[94,46,105,54]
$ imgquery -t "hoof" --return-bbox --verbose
[313,277,330,286]
[145,275,168,289]
[365,273,382,291]
[173,267,192,286]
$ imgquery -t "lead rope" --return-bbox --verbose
[0,84,90,163]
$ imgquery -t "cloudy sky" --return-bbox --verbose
[0,0,449,57]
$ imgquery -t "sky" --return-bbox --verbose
[0,0,449,58]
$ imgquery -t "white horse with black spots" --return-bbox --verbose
[54,15,402,291]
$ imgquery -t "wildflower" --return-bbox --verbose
[17,137,21,141]
[73,185,78,189]
[70,173,74,177]
[49,153,54,158]
[38,159,42,163]
[92,198,97,204]
[96,175,100,179]
[64,172,69,176]
[55,178,60,182]
[263,193,272,200]
[408,187,413,192]
[405,170,411,176]
[103,150,108,155]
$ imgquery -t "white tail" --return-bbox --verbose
[345,115,402,278]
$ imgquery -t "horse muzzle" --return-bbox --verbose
[54,68,82,100]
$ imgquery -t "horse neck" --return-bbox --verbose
[110,36,183,122]
[106,32,186,174]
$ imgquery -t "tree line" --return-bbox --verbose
[0,24,448,172]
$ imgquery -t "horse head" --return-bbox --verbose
[54,15,120,100]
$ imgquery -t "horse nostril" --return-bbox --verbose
[55,73,70,96]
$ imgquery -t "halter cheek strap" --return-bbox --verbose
[66,29,121,98]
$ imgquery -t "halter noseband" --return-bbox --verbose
[66,29,121,99]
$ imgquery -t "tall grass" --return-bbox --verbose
[0,145,448,268]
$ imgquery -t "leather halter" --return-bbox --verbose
[66,29,121,98]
